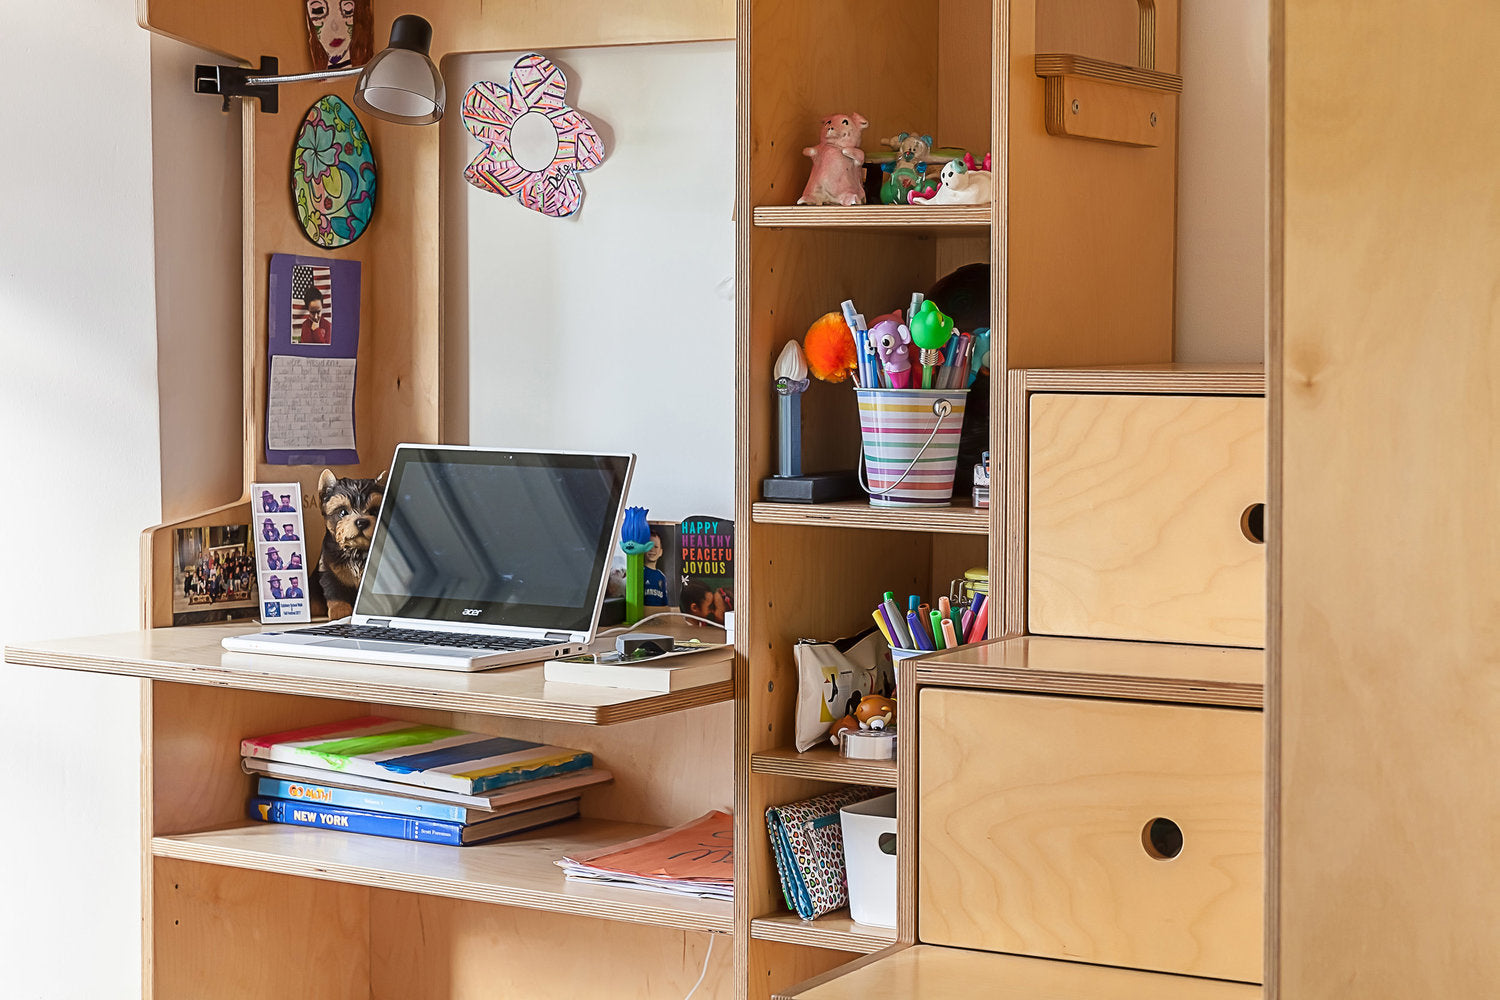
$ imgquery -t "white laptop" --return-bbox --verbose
[222,444,634,671]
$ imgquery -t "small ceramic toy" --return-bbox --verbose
[870,317,914,389]
[879,131,933,205]
[909,300,955,389]
[854,694,897,730]
[909,153,994,207]
[798,113,869,206]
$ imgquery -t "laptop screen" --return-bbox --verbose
[355,447,633,632]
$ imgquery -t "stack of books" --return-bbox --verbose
[557,809,733,900]
[240,715,611,846]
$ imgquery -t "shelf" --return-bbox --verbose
[750,911,895,954]
[750,745,897,788]
[153,817,732,934]
[4,624,732,725]
[751,500,990,535]
[1013,363,1267,396]
[914,635,1264,709]
[752,205,991,234]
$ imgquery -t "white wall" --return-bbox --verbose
[445,43,737,522]
[1176,0,1270,363]
[0,1,158,997]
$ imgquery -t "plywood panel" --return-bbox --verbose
[1027,393,1266,646]
[372,893,732,998]
[153,858,369,1000]
[779,945,1262,1000]
[1274,0,1500,995]
[1004,0,1178,370]
[920,690,1264,982]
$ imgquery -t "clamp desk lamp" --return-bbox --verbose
[193,14,445,125]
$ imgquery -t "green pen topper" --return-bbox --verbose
[909,300,955,389]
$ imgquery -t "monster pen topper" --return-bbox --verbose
[620,505,651,625]
[909,300,955,389]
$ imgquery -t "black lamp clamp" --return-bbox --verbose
[194,56,281,114]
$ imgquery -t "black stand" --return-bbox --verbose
[760,471,862,504]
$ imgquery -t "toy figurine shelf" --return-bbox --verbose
[752,205,991,234]
[750,911,897,954]
[750,745,898,788]
[154,816,733,934]
[751,500,990,535]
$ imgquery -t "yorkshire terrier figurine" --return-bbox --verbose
[316,469,385,620]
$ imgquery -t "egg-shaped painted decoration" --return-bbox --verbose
[292,95,377,248]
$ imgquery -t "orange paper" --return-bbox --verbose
[567,810,732,883]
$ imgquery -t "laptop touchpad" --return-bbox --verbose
[312,639,476,657]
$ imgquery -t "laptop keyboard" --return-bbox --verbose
[298,623,554,651]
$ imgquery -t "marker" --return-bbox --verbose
[871,608,895,648]
[966,595,990,643]
[941,617,960,648]
[907,292,924,325]
[959,606,974,638]
[930,609,946,650]
[908,594,920,612]
[883,596,913,648]
[938,596,951,621]
[906,610,934,651]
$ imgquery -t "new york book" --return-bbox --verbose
[248,795,580,846]
[240,716,593,795]
[678,515,733,628]
[254,777,590,825]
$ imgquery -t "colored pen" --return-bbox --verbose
[959,606,974,638]
[938,596,951,621]
[907,292,924,325]
[883,596,913,648]
[930,609,946,650]
[872,608,895,647]
[967,595,990,643]
[909,594,920,612]
[906,610,934,651]
[941,616,960,648]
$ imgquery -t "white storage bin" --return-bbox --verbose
[840,792,898,928]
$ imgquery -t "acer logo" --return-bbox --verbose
[462,608,482,616]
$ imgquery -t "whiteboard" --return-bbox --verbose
[443,43,736,522]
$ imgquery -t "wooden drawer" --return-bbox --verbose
[919,688,1264,983]
[1027,392,1266,646]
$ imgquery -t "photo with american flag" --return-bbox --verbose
[290,264,334,345]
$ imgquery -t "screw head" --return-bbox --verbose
[1071,99,1080,114]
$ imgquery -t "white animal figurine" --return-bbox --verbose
[909,153,993,207]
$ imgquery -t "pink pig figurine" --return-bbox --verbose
[797,113,869,206]
[870,317,913,389]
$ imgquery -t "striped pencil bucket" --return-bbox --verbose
[856,388,969,507]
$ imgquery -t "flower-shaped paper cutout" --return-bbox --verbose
[461,54,605,218]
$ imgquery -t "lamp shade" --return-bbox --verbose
[353,15,445,125]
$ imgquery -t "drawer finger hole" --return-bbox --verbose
[1142,817,1184,860]
[1240,502,1266,544]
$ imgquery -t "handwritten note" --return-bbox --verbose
[267,355,356,451]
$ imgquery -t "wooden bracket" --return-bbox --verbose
[1035,54,1183,147]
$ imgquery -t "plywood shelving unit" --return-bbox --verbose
[734,0,1188,996]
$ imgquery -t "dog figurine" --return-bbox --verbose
[316,469,385,620]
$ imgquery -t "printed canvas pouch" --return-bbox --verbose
[793,628,895,752]
[765,786,883,919]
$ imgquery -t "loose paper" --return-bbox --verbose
[268,355,357,451]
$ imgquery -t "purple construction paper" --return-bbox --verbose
[265,252,361,465]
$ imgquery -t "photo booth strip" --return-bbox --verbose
[252,482,312,624]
